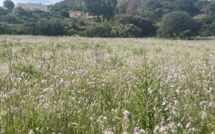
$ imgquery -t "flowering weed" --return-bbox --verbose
[0,36,215,133]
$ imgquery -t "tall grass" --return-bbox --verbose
[0,36,215,133]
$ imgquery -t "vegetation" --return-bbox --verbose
[1,0,215,37]
[157,11,198,38]
[0,36,215,133]
[126,0,141,15]
[84,0,117,20]
[3,0,15,10]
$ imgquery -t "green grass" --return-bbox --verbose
[0,35,215,134]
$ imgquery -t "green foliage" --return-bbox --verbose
[117,0,129,14]
[0,23,30,34]
[13,7,32,18]
[141,0,169,22]
[0,7,9,16]
[199,20,215,36]
[131,59,162,132]
[207,1,215,18]
[83,22,112,37]
[1,0,215,37]
[50,0,86,18]
[4,13,23,24]
[157,11,198,38]
[50,0,85,12]
[141,0,201,22]
[84,0,117,20]
[0,23,7,34]
[175,0,200,16]
[83,16,152,37]
[116,15,156,36]
[60,9,69,18]
[35,19,65,36]
[194,0,210,14]
[194,15,215,36]
[111,24,141,37]
[1,36,215,133]
[3,0,15,10]
[126,0,141,15]
[13,64,43,78]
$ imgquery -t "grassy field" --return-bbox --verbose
[0,36,215,134]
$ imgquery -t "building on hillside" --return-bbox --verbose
[69,10,100,19]
[16,3,48,12]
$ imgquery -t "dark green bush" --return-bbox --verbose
[111,24,141,37]
[157,11,199,38]
[83,22,112,37]
[199,21,215,36]
[116,15,156,36]
[0,23,7,34]
[4,13,23,24]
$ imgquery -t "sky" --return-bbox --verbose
[0,0,63,6]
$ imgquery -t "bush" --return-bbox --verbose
[34,19,65,36]
[13,7,32,18]
[83,22,112,37]
[207,2,215,18]
[157,11,199,38]
[0,23,7,34]
[0,7,9,16]
[199,22,215,36]
[4,13,23,24]
[194,15,215,36]
[111,24,141,37]
[116,15,156,36]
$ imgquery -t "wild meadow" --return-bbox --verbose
[0,36,215,134]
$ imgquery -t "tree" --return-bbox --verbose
[111,24,141,37]
[35,19,65,36]
[194,0,210,14]
[60,9,69,18]
[141,0,163,22]
[126,0,141,15]
[175,0,200,16]
[207,2,215,18]
[117,0,129,14]
[0,23,7,34]
[116,15,156,36]
[51,0,85,12]
[4,13,22,24]
[200,22,215,36]
[13,7,32,18]
[3,0,15,10]
[84,22,112,37]
[0,7,9,16]
[157,11,198,38]
[84,0,117,20]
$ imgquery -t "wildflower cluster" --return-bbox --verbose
[0,36,214,133]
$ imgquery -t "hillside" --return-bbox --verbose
[0,0,215,38]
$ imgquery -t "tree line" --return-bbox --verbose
[1,0,215,38]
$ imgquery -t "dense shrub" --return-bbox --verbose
[83,21,143,38]
[0,7,9,16]
[83,22,112,37]
[34,19,65,36]
[4,13,23,24]
[207,2,215,18]
[0,23,7,34]
[194,15,215,36]
[13,7,32,18]
[116,15,156,36]
[111,24,141,37]
[157,11,199,38]
[199,22,215,36]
